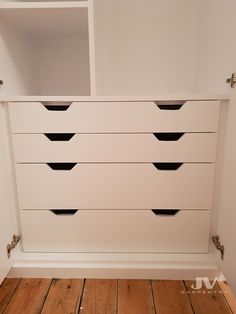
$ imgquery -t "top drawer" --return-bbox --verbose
[8,101,220,133]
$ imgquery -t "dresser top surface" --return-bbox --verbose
[0,94,229,102]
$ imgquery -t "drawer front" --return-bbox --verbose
[15,163,214,209]
[13,133,217,163]
[9,101,220,133]
[20,209,210,253]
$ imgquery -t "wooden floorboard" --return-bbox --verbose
[41,279,84,314]
[1,278,235,314]
[3,278,51,314]
[184,280,232,314]
[218,281,236,313]
[118,279,155,314]
[151,280,193,314]
[0,278,21,314]
[80,279,117,314]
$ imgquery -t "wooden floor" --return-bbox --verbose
[0,279,235,314]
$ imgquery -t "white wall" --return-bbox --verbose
[195,0,236,292]
[36,35,91,96]
[94,0,199,96]
[0,14,91,96]
[0,18,38,96]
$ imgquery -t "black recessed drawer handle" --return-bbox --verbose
[153,133,184,141]
[152,209,180,216]
[153,163,183,170]
[44,105,71,111]
[44,133,75,141]
[156,104,183,110]
[47,163,77,170]
[51,209,78,215]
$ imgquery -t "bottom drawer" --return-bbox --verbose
[20,210,210,253]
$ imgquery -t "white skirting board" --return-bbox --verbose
[7,245,221,280]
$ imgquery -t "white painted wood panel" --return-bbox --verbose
[12,133,217,163]
[20,209,211,253]
[195,0,236,294]
[94,0,199,95]
[0,103,18,284]
[1,95,228,101]
[15,163,214,209]
[9,101,220,133]
[0,2,89,9]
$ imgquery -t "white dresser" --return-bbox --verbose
[8,99,220,254]
[0,0,235,292]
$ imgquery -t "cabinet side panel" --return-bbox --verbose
[0,18,39,96]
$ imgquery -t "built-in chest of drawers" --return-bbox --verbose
[8,100,220,254]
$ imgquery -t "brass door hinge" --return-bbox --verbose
[226,73,236,88]
[212,235,224,260]
[7,235,20,258]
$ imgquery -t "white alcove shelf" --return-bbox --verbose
[0,2,88,7]
[0,3,95,96]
